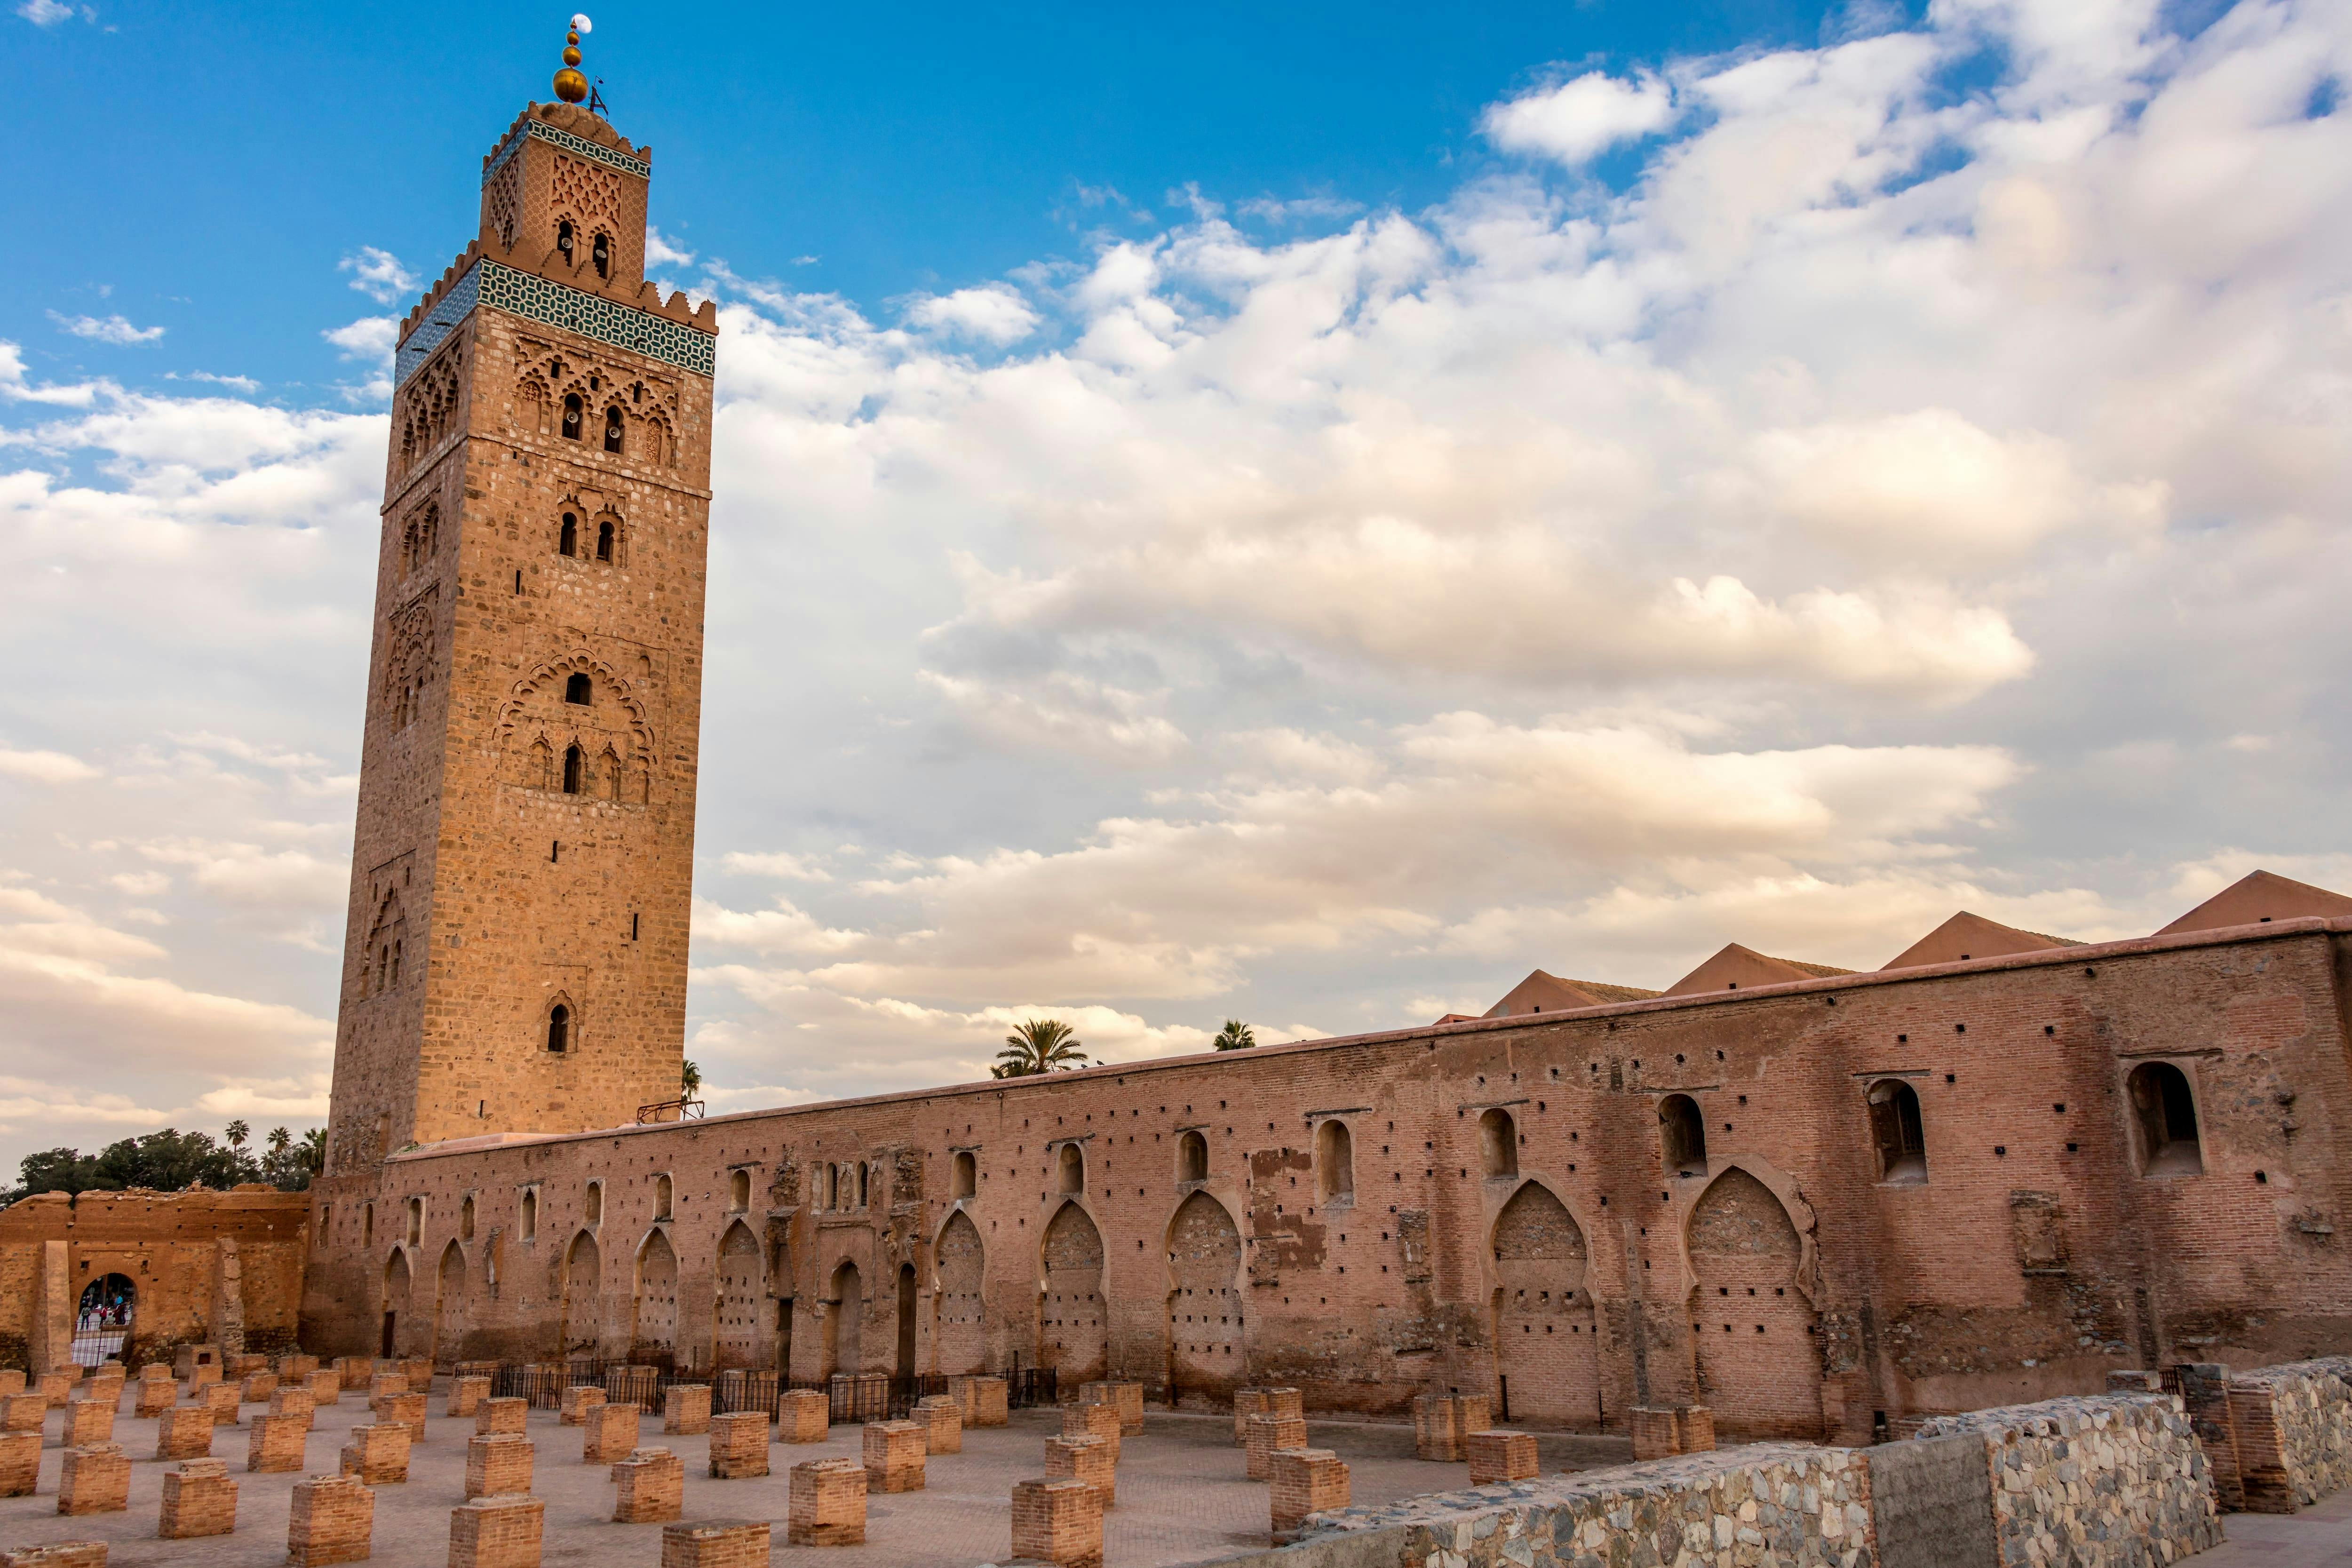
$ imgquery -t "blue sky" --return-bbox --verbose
[0,0,2347,1172]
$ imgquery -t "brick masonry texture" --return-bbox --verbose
[779,1388,827,1443]
[1065,1400,1122,1465]
[242,1371,278,1404]
[1468,1428,1540,1485]
[1013,1474,1104,1568]
[378,1390,428,1439]
[662,1383,710,1434]
[309,1369,342,1408]
[788,1456,868,1545]
[1082,1380,1147,1436]
[1247,1414,1309,1480]
[63,1399,113,1448]
[960,1377,1008,1428]
[0,1546,107,1568]
[159,1457,238,1538]
[290,1472,375,1567]
[250,1409,312,1471]
[1270,1447,1351,1542]
[0,1432,40,1497]
[2224,1356,2352,1511]
[450,1375,490,1418]
[916,1393,962,1454]
[1047,1433,1116,1506]
[133,1381,174,1420]
[155,1405,213,1461]
[863,1418,927,1492]
[449,1493,544,1568]
[559,1386,603,1426]
[477,1397,528,1435]
[611,1444,683,1523]
[707,1410,770,1479]
[341,1421,412,1484]
[467,1433,534,1498]
[581,1400,640,1463]
[661,1520,771,1568]
[1416,1394,1491,1462]
[57,1444,130,1516]
[274,1385,318,1429]
[1,1396,43,1434]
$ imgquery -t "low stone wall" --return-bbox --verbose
[1915,1395,2221,1568]
[2226,1357,2352,1512]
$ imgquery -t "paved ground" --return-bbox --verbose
[2194,1489,2352,1568]
[0,1380,1624,1567]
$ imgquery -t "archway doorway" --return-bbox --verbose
[1040,1201,1106,1385]
[1167,1191,1242,1408]
[1687,1168,1821,1440]
[633,1230,679,1366]
[434,1242,468,1367]
[714,1222,764,1369]
[934,1211,986,1376]
[1490,1182,1599,1426]
[825,1262,863,1376]
[896,1263,919,1377]
[561,1233,602,1357]
[382,1250,413,1358]
[73,1274,134,1367]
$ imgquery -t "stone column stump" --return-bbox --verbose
[1467,1429,1539,1485]
[1047,1434,1115,1506]
[1629,1406,1682,1461]
[707,1410,770,1479]
[288,1472,374,1567]
[582,1401,640,1464]
[915,1394,962,1454]
[660,1521,771,1567]
[1270,1449,1350,1543]
[779,1388,828,1443]
[1012,1476,1103,1568]
[1246,1414,1309,1480]
[863,1419,926,1492]
[610,1446,683,1523]
[662,1383,711,1435]
[449,1494,543,1568]
[159,1458,237,1538]
[466,1434,533,1500]
[156,1406,214,1461]
[58,1443,130,1515]
[787,1457,868,1545]
[249,1410,311,1472]
[340,1423,411,1485]
[476,1398,528,1436]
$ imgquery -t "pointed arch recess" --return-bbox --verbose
[1165,1188,1243,1408]
[933,1209,986,1377]
[1488,1178,1600,1427]
[713,1220,764,1370]
[1039,1200,1106,1387]
[1684,1165,1823,1441]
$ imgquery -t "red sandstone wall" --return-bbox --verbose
[300,921,2352,1437]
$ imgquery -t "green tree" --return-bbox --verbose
[1212,1019,1258,1051]
[89,1129,255,1192]
[223,1119,250,1151]
[6,1147,102,1203]
[681,1059,703,1098]
[993,1019,1089,1078]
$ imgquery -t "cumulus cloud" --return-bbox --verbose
[339,247,418,306]
[904,284,1042,344]
[51,312,164,345]
[0,747,100,783]
[16,0,75,24]
[1482,70,1677,165]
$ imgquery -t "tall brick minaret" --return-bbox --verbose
[324,40,717,1164]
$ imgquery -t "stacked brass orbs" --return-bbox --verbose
[554,28,588,103]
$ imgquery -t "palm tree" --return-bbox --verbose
[993,1019,1089,1078]
[223,1120,250,1150]
[681,1059,703,1098]
[267,1127,291,1158]
[1212,1019,1257,1051]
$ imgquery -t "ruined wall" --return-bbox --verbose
[2225,1356,2352,1510]
[301,919,2352,1437]
[0,1187,310,1370]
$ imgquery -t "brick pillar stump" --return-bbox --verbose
[1012,1476,1103,1568]
[960,1375,1008,1428]
[289,1472,375,1567]
[0,1394,45,1433]
[378,1392,429,1440]
[663,1383,711,1435]
[250,1410,311,1472]
[862,1419,926,1492]
[227,1354,268,1379]
[341,1423,412,1485]
[1232,1387,1271,1446]
[333,1355,374,1389]
[465,1434,534,1500]
[1047,1434,1116,1506]
[84,1375,123,1410]
[156,1406,214,1461]
[778,1388,828,1443]
[402,1359,434,1393]
[448,1377,491,1420]
[134,1381,175,1420]
[611,1446,683,1524]
[787,1457,868,1545]
[186,1362,222,1392]
[64,1398,113,1448]
[0,1431,41,1497]
[58,1443,130,1516]
[582,1402,641,1464]
[159,1457,237,1538]
[272,1385,318,1431]
[1628,1406,1681,1462]
[1412,1393,1488,1462]
[1270,1449,1350,1542]
[1246,1414,1309,1480]
[202,1384,241,1427]
[307,1369,343,1409]
[1081,1381,1146,1436]
[1,1545,109,1568]
[707,1410,770,1479]
[37,1371,75,1409]
[0,1371,22,1397]
[1677,1405,1715,1454]
[367,1374,408,1405]
[241,1371,279,1405]
[660,1521,771,1568]
[558,1386,604,1426]
[1062,1401,1121,1465]
[456,1361,500,1384]
[477,1398,529,1436]
[449,1494,543,1568]
[914,1394,962,1455]
[1466,1429,1538,1485]
[278,1354,321,1382]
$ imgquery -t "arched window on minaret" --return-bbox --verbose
[596,520,614,562]
[604,407,624,454]
[565,673,591,705]
[562,744,584,795]
[547,1005,570,1053]
[557,219,575,264]
[561,395,583,441]
[559,511,578,556]
[592,233,611,279]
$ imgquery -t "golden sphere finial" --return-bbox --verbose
[552,14,592,103]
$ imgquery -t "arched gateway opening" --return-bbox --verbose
[1687,1168,1820,1440]
[1490,1182,1598,1426]
[1166,1190,1243,1408]
[935,1211,986,1376]
[73,1274,135,1367]
[1039,1201,1106,1385]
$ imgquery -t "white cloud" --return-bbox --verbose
[338,247,418,306]
[719,851,833,882]
[904,284,1041,344]
[1482,70,1677,165]
[15,0,73,23]
[322,317,396,366]
[0,747,100,783]
[646,227,697,269]
[50,312,164,345]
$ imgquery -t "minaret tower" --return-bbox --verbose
[325,23,717,1164]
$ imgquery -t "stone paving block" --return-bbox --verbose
[1062,1401,1121,1465]
[449,1376,490,1419]
[340,1422,411,1485]
[156,1405,215,1461]
[611,1445,683,1523]
[863,1418,926,1492]
[1270,1448,1350,1542]
[476,1398,528,1436]
[788,1457,867,1545]
[377,1391,429,1440]
[1081,1380,1146,1436]
[559,1385,604,1426]
[660,1520,771,1568]
[273,1385,318,1431]
[662,1382,711,1435]
[0,1544,107,1568]
[1466,1428,1538,1485]
[1,1393,45,1433]
[310,1368,344,1408]
[1012,1475,1103,1568]
[202,1383,241,1427]
[960,1375,1008,1428]
[63,1398,114,1448]
[58,1442,130,1516]
[707,1410,770,1479]
[0,1430,40,1497]
[915,1394,962,1455]
[1047,1433,1116,1507]
[449,1493,543,1568]
[241,1370,279,1405]
[1413,1392,1489,1463]
[250,1410,311,1472]
[778,1388,827,1443]
[582,1401,641,1464]
[133,1380,175,1420]
[1246,1413,1308,1480]
[466,1434,534,1500]
[159,1457,238,1538]
[288,1472,374,1566]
